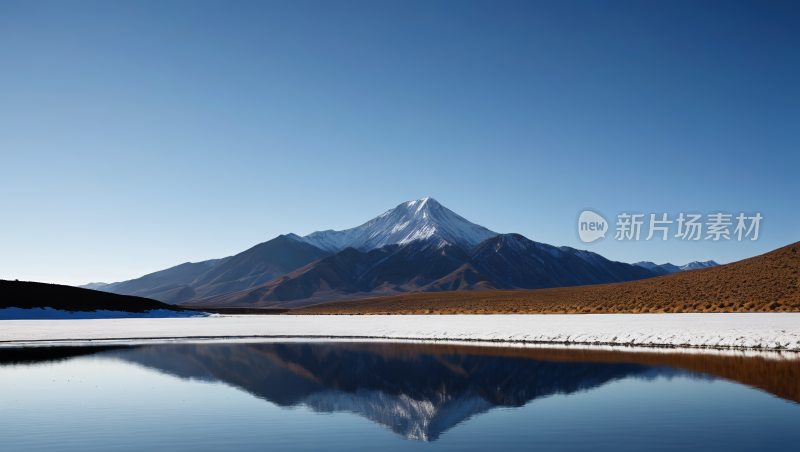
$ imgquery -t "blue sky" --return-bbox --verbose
[1,0,798,285]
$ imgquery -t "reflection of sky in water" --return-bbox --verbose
[1,342,799,451]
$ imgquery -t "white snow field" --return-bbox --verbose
[0,307,208,320]
[1,313,799,350]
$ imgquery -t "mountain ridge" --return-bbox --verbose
[633,260,720,276]
[182,233,662,308]
[96,235,331,304]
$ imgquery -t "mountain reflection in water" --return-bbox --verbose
[3,342,798,442]
[106,343,677,441]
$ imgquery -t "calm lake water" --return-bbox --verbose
[1,340,798,451]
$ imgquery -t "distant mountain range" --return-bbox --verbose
[84,198,718,308]
[632,260,719,276]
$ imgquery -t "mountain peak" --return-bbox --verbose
[296,198,497,253]
[404,197,437,208]
[380,197,440,217]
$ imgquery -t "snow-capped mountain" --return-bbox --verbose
[293,198,497,253]
[679,260,719,271]
[633,260,720,275]
[85,197,695,308]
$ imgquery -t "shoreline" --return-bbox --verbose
[3,335,800,355]
[1,313,798,351]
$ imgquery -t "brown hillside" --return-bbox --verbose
[293,241,800,315]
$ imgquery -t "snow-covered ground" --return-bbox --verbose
[1,313,798,350]
[0,307,208,320]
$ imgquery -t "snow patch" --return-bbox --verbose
[1,313,798,351]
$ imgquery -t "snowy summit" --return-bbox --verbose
[291,198,497,253]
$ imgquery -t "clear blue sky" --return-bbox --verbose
[1,0,798,285]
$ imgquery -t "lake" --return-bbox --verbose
[1,340,798,451]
